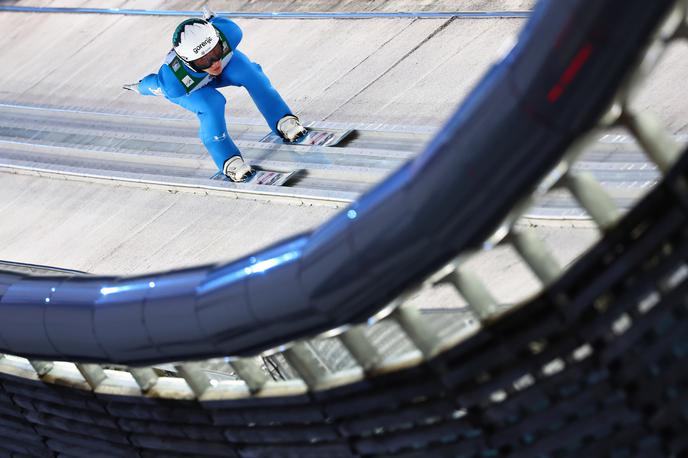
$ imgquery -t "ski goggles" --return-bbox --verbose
[191,42,223,71]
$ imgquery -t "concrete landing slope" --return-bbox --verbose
[2,1,686,130]
[0,170,340,275]
[1,0,530,127]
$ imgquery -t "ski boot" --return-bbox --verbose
[223,156,254,182]
[277,115,308,143]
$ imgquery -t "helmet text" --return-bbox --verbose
[193,37,214,54]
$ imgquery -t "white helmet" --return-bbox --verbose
[172,19,220,64]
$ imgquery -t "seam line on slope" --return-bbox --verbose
[321,17,458,121]
[376,20,500,115]
[320,18,420,94]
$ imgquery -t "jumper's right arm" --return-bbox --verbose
[123,65,185,98]
[137,73,165,96]
[122,74,160,96]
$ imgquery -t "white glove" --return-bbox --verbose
[122,82,140,94]
[203,5,216,20]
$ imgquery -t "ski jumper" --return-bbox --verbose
[137,18,293,171]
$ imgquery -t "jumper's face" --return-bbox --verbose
[205,60,223,76]
[191,41,223,74]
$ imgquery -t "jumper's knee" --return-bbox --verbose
[194,90,228,142]
[205,131,228,144]
[198,89,226,116]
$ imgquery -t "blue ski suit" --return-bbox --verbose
[137,17,293,171]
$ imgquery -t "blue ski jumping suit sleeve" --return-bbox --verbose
[138,67,186,98]
[211,17,243,49]
[136,17,293,172]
